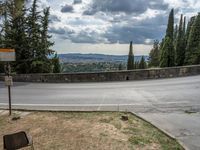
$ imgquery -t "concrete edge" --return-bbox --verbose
[130,111,188,150]
[0,108,186,149]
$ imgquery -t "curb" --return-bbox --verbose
[130,111,188,150]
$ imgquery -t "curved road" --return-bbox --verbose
[1,75,200,149]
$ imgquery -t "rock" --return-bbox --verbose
[121,115,128,121]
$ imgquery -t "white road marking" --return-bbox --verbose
[0,101,190,107]
[97,95,106,110]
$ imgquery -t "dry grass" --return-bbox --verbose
[0,112,183,150]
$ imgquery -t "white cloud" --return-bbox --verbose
[26,0,200,55]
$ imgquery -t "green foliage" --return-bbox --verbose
[118,63,123,70]
[127,41,134,70]
[175,14,186,66]
[185,13,200,65]
[166,9,174,40]
[159,10,200,67]
[160,9,175,68]
[0,0,56,73]
[52,53,61,73]
[185,16,196,46]
[173,24,178,47]
[160,37,175,67]
[149,40,160,67]
[63,62,126,73]
[139,56,147,69]
[134,61,140,69]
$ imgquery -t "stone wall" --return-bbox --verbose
[0,65,200,83]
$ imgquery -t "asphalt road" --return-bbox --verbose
[1,75,200,150]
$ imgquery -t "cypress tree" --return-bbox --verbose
[185,13,200,65]
[166,9,174,39]
[149,40,160,67]
[160,37,175,67]
[185,16,196,45]
[174,24,178,46]
[127,41,134,70]
[176,14,185,66]
[139,56,147,69]
[118,63,123,70]
[160,9,175,67]
[134,61,139,69]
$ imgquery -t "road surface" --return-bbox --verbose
[1,75,200,150]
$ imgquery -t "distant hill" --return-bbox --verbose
[59,53,149,63]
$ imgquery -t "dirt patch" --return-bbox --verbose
[0,112,183,150]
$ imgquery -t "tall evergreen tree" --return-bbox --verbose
[185,13,200,65]
[139,56,147,69]
[27,0,41,60]
[160,9,175,67]
[40,7,54,60]
[0,0,55,73]
[174,24,178,46]
[127,41,134,70]
[176,14,186,66]
[166,9,174,39]
[7,5,30,73]
[149,40,160,67]
[160,37,175,67]
[185,16,196,45]
[118,63,123,71]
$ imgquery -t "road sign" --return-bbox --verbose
[0,49,16,62]
[5,76,13,86]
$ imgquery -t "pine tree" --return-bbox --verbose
[127,41,134,70]
[32,7,54,73]
[7,6,30,73]
[139,56,147,69]
[27,0,54,73]
[27,0,41,61]
[149,40,160,67]
[160,9,175,67]
[185,13,200,65]
[41,7,54,57]
[176,14,186,66]
[0,0,55,73]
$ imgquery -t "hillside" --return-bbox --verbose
[59,53,149,63]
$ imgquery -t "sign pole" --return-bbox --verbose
[0,49,15,116]
[7,63,12,116]
[5,62,12,116]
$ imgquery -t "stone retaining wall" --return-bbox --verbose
[0,65,200,83]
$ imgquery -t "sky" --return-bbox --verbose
[32,0,200,55]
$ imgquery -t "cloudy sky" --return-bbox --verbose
[34,0,200,55]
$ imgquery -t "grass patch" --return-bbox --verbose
[0,111,183,150]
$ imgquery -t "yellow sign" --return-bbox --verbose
[0,49,16,61]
